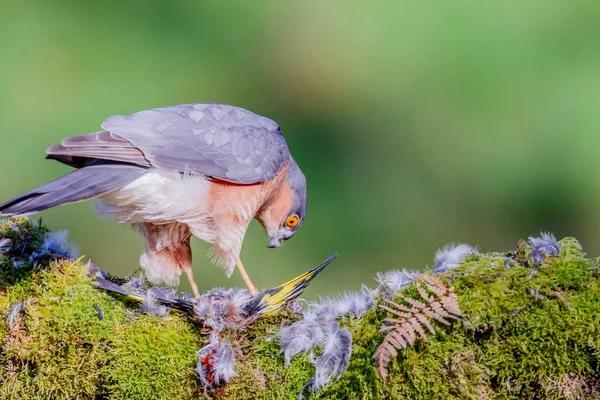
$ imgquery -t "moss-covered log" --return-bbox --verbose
[1,218,600,399]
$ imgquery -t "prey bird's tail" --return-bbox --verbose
[244,253,338,317]
[93,276,147,303]
[0,165,145,216]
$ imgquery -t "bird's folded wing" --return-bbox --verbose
[46,130,152,168]
[47,103,291,184]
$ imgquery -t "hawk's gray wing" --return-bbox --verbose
[47,104,291,184]
[101,103,290,184]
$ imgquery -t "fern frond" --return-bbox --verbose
[378,303,411,317]
[373,274,462,380]
[401,296,428,310]
[441,292,461,317]
[419,274,447,296]
[416,285,435,303]
[407,317,429,340]
[381,298,413,312]
[413,312,436,335]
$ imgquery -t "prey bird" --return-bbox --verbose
[92,254,337,330]
[0,103,308,299]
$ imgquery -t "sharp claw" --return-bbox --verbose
[236,258,259,295]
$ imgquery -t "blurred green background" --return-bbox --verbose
[1,1,599,298]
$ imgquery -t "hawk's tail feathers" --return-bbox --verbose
[0,165,145,216]
[244,253,338,317]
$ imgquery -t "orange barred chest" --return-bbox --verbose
[207,163,290,226]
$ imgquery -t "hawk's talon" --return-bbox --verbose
[236,258,258,295]
[184,268,202,302]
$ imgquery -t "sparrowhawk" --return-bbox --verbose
[0,103,308,299]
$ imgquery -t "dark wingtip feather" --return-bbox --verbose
[0,165,145,216]
[0,193,42,216]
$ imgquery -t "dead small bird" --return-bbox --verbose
[93,254,336,330]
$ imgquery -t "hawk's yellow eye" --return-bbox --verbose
[285,214,300,228]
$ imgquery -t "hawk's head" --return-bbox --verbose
[256,159,307,248]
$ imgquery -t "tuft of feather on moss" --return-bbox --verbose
[433,243,477,273]
[529,232,560,264]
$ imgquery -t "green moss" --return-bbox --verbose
[0,218,205,400]
[225,236,600,400]
[1,259,121,399]
[0,217,49,289]
[106,316,200,400]
[1,218,600,399]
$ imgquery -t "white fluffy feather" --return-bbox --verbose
[95,171,212,235]
[434,243,477,273]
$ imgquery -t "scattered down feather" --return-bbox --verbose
[191,288,252,331]
[196,333,237,388]
[30,230,78,261]
[139,287,174,317]
[374,269,415,298]
[433,243,477,273]
[279,285,376,396]
[302,323,352,395]
[0,238,12,253]
[0,224,76,272]
[86,261,109,279]
[5,301,27,331]
[529,232,560,264]
[279,319,353,397]
[280,316,327,365]
[309,286,375,320]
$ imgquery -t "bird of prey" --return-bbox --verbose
[0,103,308,300]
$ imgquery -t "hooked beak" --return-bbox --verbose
[267,237,283,249]
[267,235,284,248]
